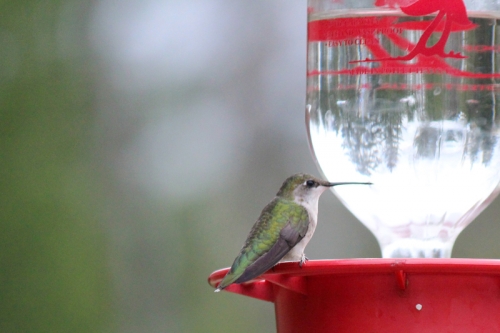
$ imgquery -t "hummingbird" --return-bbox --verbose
[215,173,371,292]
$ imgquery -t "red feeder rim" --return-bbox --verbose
[209,259,500,332]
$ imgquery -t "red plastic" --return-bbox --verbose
[208,259,500,332]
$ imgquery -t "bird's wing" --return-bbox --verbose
[217,199,309,290]
[233,220,307,284]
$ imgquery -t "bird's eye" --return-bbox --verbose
[305,180,316,188]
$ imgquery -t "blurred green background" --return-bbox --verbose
[2,1,500,332]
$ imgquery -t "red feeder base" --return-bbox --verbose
[208,259,500,332]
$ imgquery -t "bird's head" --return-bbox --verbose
[276,173,371,205]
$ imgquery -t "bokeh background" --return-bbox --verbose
[2,1,500,332]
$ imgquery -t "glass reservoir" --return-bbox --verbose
[306,2,500,257]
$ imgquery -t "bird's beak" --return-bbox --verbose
[323,181,372,187]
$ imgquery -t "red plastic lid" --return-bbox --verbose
[209,259,500,332]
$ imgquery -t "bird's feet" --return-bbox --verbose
[299,253,309,267]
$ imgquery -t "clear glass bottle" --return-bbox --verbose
[306,0,500,257]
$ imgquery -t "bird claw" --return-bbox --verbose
[299,254,309,267]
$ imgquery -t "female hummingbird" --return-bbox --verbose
[215,173,371,292]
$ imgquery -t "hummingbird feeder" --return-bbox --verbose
[209,0,500,331]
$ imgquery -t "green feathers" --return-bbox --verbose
[216,198,308,291]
